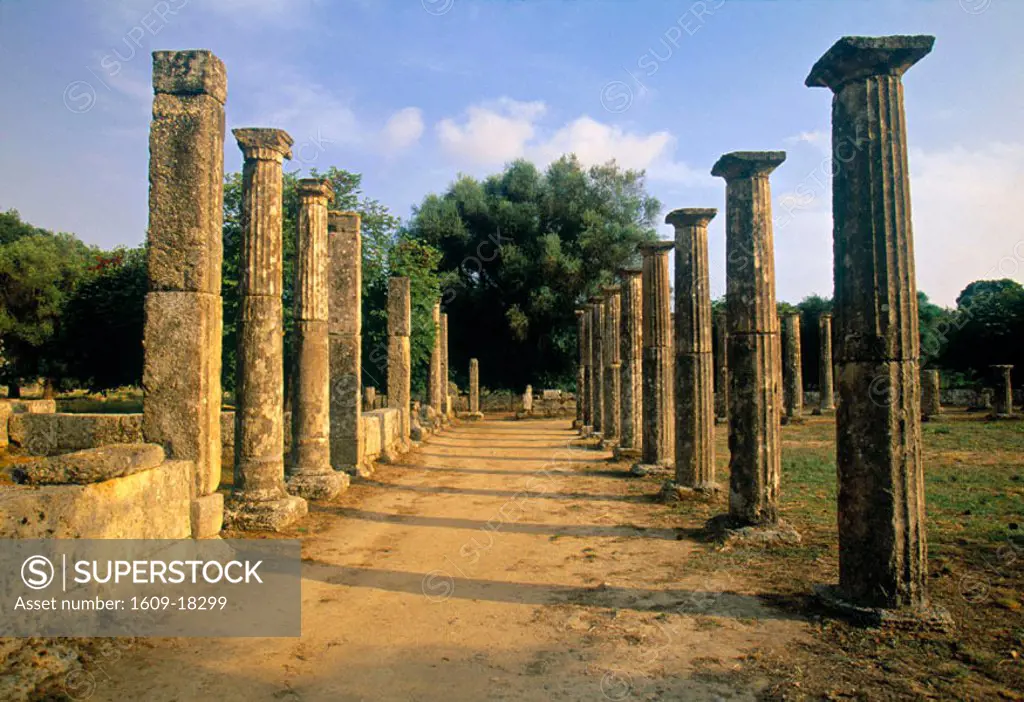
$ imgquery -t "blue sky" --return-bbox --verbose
[1,0,1022,306]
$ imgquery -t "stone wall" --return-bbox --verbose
[0,399,57,448]
[8,413,144,456]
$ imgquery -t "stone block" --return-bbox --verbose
[152,49,227,103]
[0,401,10,448]
[388,277,411,336]
[13,444,164,485]
[8,413,144,456]
[190,491,224,538]
[330,333,362,472]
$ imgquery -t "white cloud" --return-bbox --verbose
[436,98,545,165]
[785,129,829,154]
[380,107,424,153]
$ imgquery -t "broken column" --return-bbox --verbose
[633,241,675,474]
[602,285,622,445]
[615,268,643,460]
[782,312,804,424]
[667,209,717,490]
[808,35,936,614]
[225,127,307,530]
[143,50,226,538]
[468,358,483,419]
[328,211,365,476]
[574,309,586,429]
[287,179,349,500]
[921,369,941,420]
[815,313,835,414]
[713,312,729,423]
[428,303,443,425]
[590,298,605,437]
[387,277,412,449]
[711,151,789,531]
[991,365,1014,418]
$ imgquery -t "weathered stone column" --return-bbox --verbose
[590,298,605,437]
[226,127,307,530]
[580,307,593,435]
[143,50,226,538]
[667,209,717,490]
[574,310,586,429]
[713,312,729,423]
[815,313,835,414]
[602,286,622,445]
[468,359,484,419]
[328,211,365,476]
[782,312,804,424]
[440,313,452,422]
[615,268,643,460]
[992,365,1014,418]
[287,179,349,500]
[921,369,941,420]
[387,277,412,449]
[633,241,675,474]
[808,35,936,614]
[428,303,443,424]
[712,151,788,531]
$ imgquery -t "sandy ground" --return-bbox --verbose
[89,418,809,701]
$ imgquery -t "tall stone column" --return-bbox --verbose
[143,50,226,538]
[388,277,412,449]
[667,209,717,490]
[602,286,622,445]
[808,35,936,614]
[590,298,605,436]
[815,313,835,414]
[580,307,593,435]
[992,365,1014,418]
[633,241,675,474]
[616,268,643,460]
[713,312,729,423]
[226,127,306,530]
[712,151,788,530]
[921,369,941,420]
[287,179,349,500]
[468,359,484,420]
[440,313,452,422]
[328,211,365,476]
[428,303,443,424]
[574,310,586,429]
[782,312,804,423]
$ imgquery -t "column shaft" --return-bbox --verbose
[574,310,586,427]
[713,313,729,421]
[328,211,364,474]
[440,313,451,420]
[590,300,605,435]
[581,308,593,432]
[388,277,412,446]
[639,242,675,468]
[782,313,804,420]
[618,270,643,453]
[428,303,443,418]
[469,359,482,417]
[921,369,941,419]
[602,286,622,443]
[818,314,835,412]
[993,365,1014,416]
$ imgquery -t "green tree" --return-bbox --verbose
[941,279,1024,378]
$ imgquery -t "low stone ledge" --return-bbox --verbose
[8,412,144,456]
[12,443,165,485]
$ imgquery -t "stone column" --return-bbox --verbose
[387,277,412,449]
[440,313,452,422]
[713,312,729,423]
[590,298,605,436]
[287,179,348,500]
[992,365,1014,417]
[363,387,376,412]
[580,307,593,435]
[633,241,675,474]
[328,211,365,476]
[226,127,306,530]
[616,268,643,460]
[468,359,484,419]
[574,310,586,429]
[143,50,226,539]
[815,313,835,414]
[602,286,622,445]
[666,209,717,491]
[807,35,935,613]
[782,312,804,424]
[921,369,941,420]
[428,303,443,424]
[712,151,788,530]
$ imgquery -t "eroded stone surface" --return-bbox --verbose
[388,277,412,445]
[921,368,941,419]
[468,358,483,419]
[589,299,605,434]
[991,365,1015,417]
[602,286,622,444]
[782,312,804,422]
[817,313,835,413]
[618,268,643,451]
[13,444,165,485]
[637,241,674,469]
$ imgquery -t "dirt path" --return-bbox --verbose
[92,418,808,701]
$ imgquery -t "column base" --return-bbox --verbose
[287,470,350,500]
[340,461,374,479]
[630,462,672,477]
[814,584,954,631]
[466,412,484,421]
[658,480,720,502]
[224,493,308,532]
[579,425,593,437]
[612,446,642,462]
[704,514,801,546]
[190,493,224,539]
[597,436,617,450]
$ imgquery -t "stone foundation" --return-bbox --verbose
[8,413,144,456]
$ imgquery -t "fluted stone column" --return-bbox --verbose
[782,312,804,424]
[921,369,941,420]
[574,310,586,429]
[633,241,675,474]
[287,179,349,500]
[428,303,443,426]
[992,365,1014,418]
[226,127,306,530]
[815,313,835,414]
[590,298,605,437]
[468,359,484,420]
[328,211,365,476]
[808,35,936,614]
[388,277,412,449]
[580,307,593,435]
[615,268,643,460]
[440,313,452,422]
[713,312,729,423]
[602,286,622,445]
[143,50,226,538]
[712,151,788,530]
[667,209,717,490]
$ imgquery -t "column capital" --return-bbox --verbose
[665,207,717,229]
[711,151,786,180]
[991,364,1014,371]
[152,50,226,104]
[588,295,605,306]
[819,311,833,321]
[617,266,642,279]
[783,311,802,322]
[601,284,621,296]
[328,210,361,232]
[233,128,293,161]
[575,309,586,318]
[806,35,935,92]
[297,178,333,203]
[638,240,675,256]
